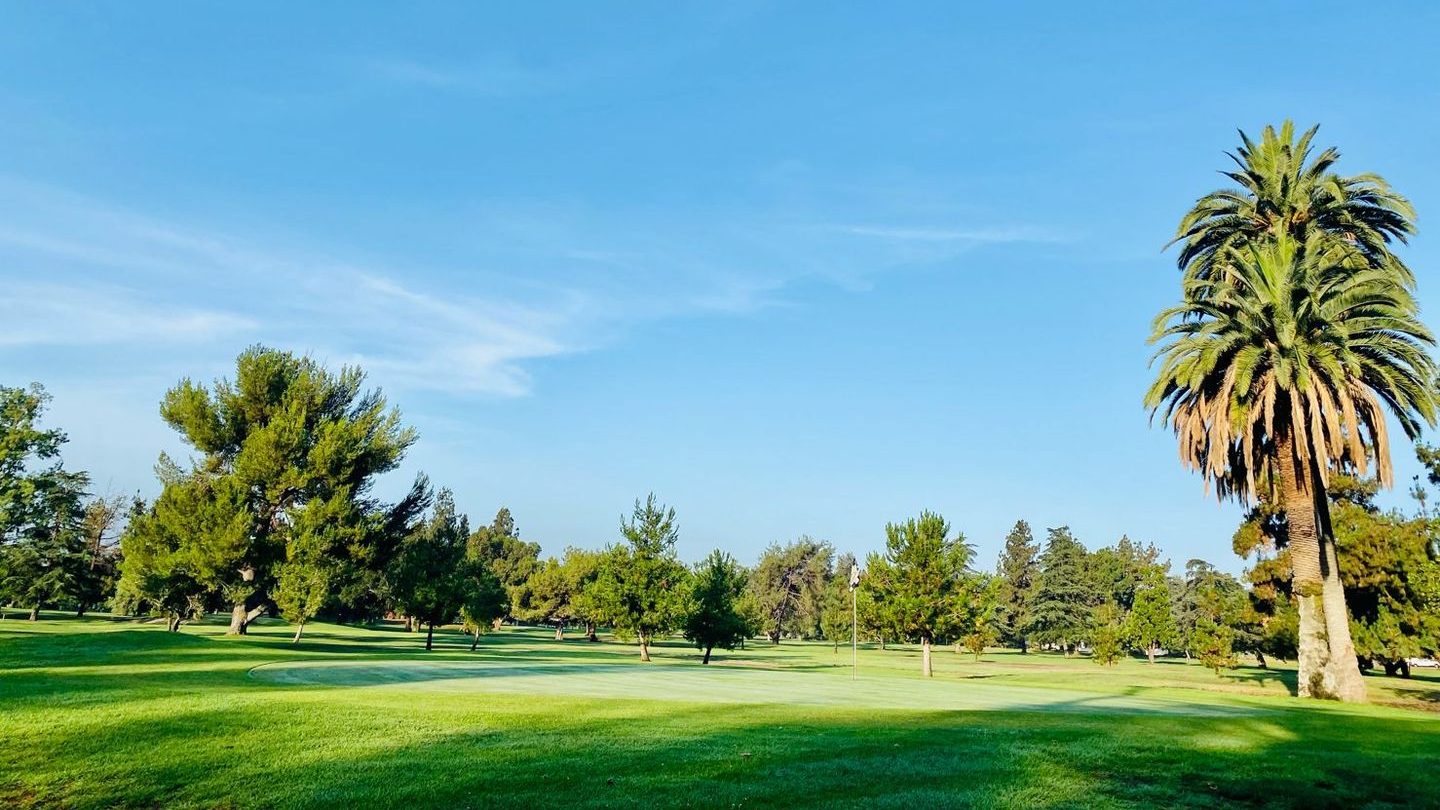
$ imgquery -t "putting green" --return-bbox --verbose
[250,658,1263,716]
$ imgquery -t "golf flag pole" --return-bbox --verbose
[849,564,860,680]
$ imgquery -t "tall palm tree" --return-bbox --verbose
[1170,120,1416,286]
[1146,232,1435,700]
[1154,121,1431,701]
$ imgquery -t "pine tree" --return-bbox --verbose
[995,520,1039,652]
[1124,566,1177,663]
[1024,526,1093,655]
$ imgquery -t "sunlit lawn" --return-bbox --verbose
[3,614,1438,808]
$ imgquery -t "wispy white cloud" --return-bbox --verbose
[0,180,582,398]
[0,282,255,347]
[0,177,1065,398]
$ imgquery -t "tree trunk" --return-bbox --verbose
[879,636,886,651]
[29,605,39,621]
[229,602,249,634]
[1256,651,1267,669]
[471,628,481,652]
[702,645,713,665]
[1315,499,1367,702]
[1400,659,1411,679]
[168,614,182,632]
[228,564,258,635]
[404,615,414,632]
[1147,644,1156,664]
[586,622,598,642]
[554,623,564,641]
[921,635,933,677]
[1019,637,1027,654]
[425,623,434,651]
[638,633,650,662]
[1276,433,1340,700]
[292,622,305,643]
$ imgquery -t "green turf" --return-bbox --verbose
[3,615,1439,808]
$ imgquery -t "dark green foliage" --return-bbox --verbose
[818,552,857,652]
[273,561,330,642]
[468,507,541,623]
[584,494,691,660]
[958,574,1001,661]
[994,520,1038,652]
[1234,472,1440,673]
[1193,618,1239,675]
[136,345,419,633]
[1090,604,1125,667]
[0,384,94,618]
[862,511,974,674]
[747,536,833,643]
[1088,536,1161,611]
[1024,527,1093,653]
[546,547,606,640]
[683,550,749,663]
[1173,560,1253,661]
[389,490,495,650]
[1123,567,1177,663]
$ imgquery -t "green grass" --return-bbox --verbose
[3,615,1439,808]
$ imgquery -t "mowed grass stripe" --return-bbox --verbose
[250,658,1262,716]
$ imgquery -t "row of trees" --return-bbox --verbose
[4,334,1437,685]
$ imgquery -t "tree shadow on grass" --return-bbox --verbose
[1222,668,1297,692]
[8,690,1439,809]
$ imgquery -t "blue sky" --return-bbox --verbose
[3,3,1439,573]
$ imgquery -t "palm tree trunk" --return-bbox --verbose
[1277,434,1337,699]
[1316,501,1366,702]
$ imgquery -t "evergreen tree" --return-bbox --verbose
[1024,526,1093,654]
[585,494,690,661]
[747,537,833,643]
[1124,566,1177,663]
[1090,603,1125,666]
[389,489,475,650]
[556,547,606,642]
[0,384,92,620]
[994,520,1039,652]
[818,553,857,653]
[144,346,419,634]
[468,507,541,626]
[957,573,1001,662]
[273,560,330,643]
[683,550,748,664]
[862,511,974,676]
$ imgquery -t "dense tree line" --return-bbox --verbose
[3,342,1437,689]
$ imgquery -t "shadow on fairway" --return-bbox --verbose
[14,691,1439,809]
